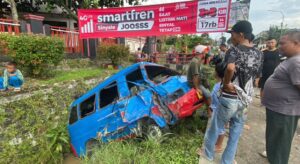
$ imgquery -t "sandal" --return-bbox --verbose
[259,151,267,158]
[244,125,251,130]
[215,146,223,153]
[196,148,202,156]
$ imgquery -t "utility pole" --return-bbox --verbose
[268,10,285,37]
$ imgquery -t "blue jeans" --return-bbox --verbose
[204,96,247,164]
[210,109,226,135]
[199,85,211,99]
[0,76,23,89]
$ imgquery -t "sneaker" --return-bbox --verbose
[14,87,21,92]
[259,151,267,158]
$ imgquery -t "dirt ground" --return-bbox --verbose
[199,88,300,164]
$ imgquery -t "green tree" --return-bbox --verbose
[220,36,226,44]
[266,25,287,41]
[165,36,178,46]
[0,0,146,21]
[38,0,145,21]
[165,35,212,52]
[3,0,18,21]
[201,33,209,38]
[97,44,130,66]
[188,35,205,49]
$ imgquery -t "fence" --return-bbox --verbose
[50,26,83,54]
[0,19,20,34]
[136,53,213,65]
[0,17,153,58]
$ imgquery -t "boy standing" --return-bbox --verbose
[210,62,226,152]
[0,62,24,91]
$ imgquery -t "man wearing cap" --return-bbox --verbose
[200,21,263,164]
[187,44,212,116]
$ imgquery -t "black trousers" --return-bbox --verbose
[266,109,299,164]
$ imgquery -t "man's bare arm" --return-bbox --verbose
[192,75,201,89]
[223,63,236,93]
[224,63,235,85]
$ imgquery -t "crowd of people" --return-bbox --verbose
[187,20,300,164]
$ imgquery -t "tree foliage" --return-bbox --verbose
[165,35,212,52]
[97,43,130,66]
[266,25,287,41]
[252,25,288,45]
[220,36,226,44]
[0,0,146,21]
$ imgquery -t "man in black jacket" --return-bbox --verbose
[259,38,281,98]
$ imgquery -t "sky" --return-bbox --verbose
[142,0,300,39]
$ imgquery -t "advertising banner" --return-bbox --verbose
[229,1,250,28]
[78,0,231,38]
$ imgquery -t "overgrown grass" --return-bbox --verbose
[38,68,105,85]
[0,82,94,164]
[0,63,215,164]
[85,113,208,164]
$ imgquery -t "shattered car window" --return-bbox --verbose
[145,65,180,83]
[126,68,147,95]
[99,81,119,108]
[69,106,78,124]
[80,95,96,118]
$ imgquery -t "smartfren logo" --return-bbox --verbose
[81,19,94,33]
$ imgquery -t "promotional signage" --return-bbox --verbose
[78,0,231,38]
[229,1,250,28]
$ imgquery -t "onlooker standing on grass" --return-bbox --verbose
[262,31,300,164]
[258,38,281,98]
[0,61,24,92]
[199,21,263,164]
[187,45,212,115]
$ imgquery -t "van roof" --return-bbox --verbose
[71,62,159,106]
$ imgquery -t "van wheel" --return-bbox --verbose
[146,124,163,139]
[86,139,100,157]
[136,119,169,139]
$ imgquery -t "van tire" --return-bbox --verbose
[136,119,169,139]
[146,124,163,139]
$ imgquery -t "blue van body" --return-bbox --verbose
[68,62,199,157]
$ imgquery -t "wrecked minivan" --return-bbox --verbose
[68,62,204,157]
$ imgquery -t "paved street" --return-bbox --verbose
[199,89,300,164]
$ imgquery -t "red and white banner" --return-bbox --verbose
[78,0,231,39]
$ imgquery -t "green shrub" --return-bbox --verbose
[0,33,11,55]
[0,33,64,77]
[97,43,130,66]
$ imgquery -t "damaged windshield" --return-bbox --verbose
[145,65,180,83]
